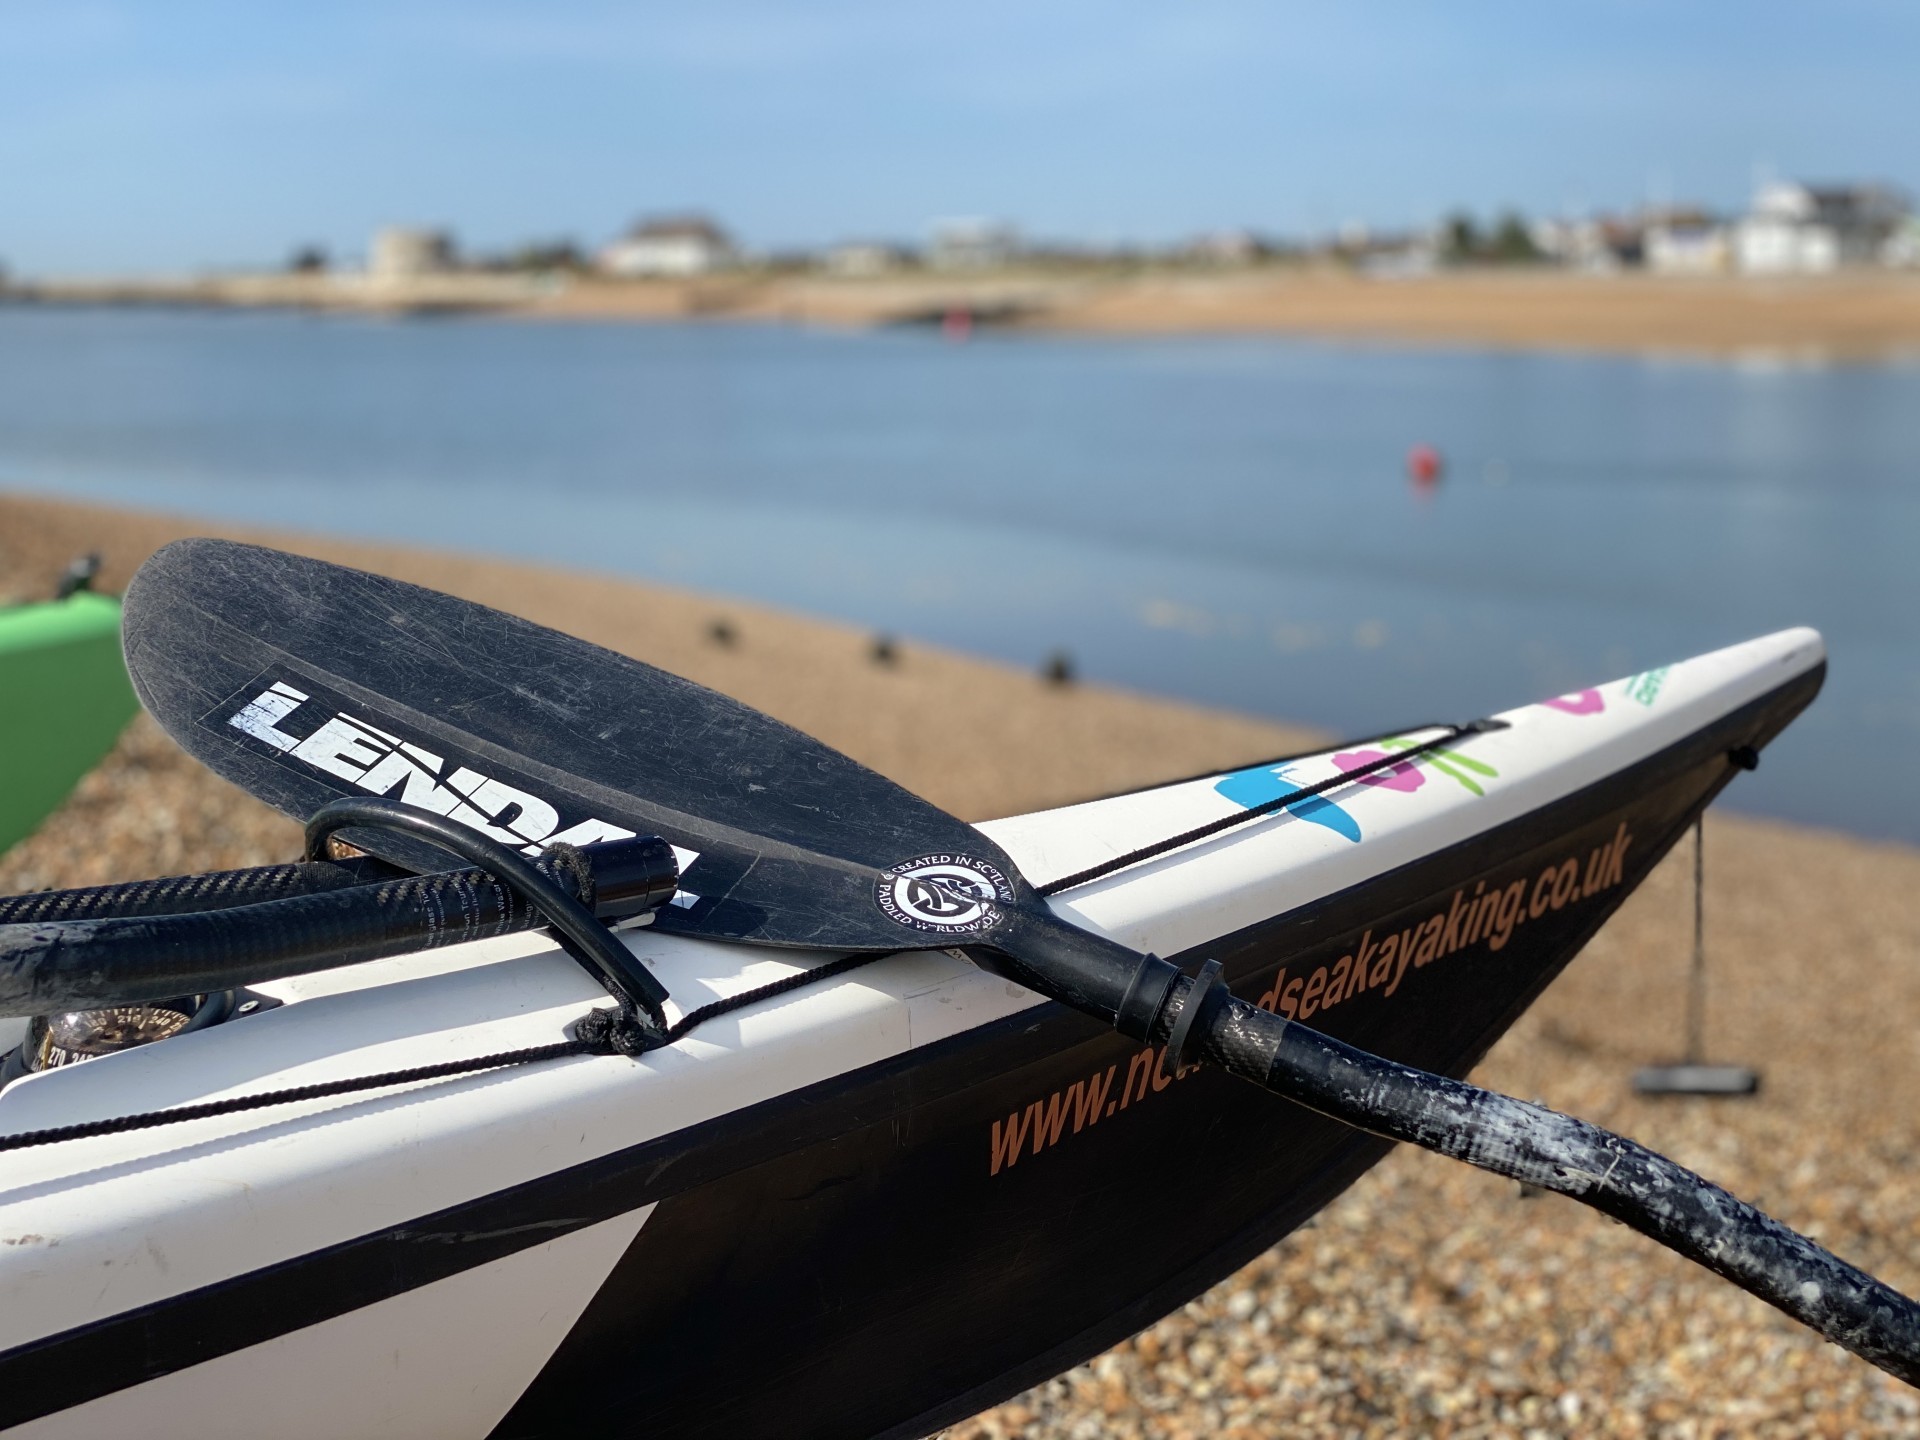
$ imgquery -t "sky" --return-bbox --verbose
[2,0,1916,274]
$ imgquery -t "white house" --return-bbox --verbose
[1644,220,1731,275]
[598,217,736,277]
[1735,183,1908,275]
[1530,217,1611,271]
[824,242,909,277]
[1527,215,1662,272]
[927,219,1019,271]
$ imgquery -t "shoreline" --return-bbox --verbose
[10,268,1920,362]
[3,495,1919,1432]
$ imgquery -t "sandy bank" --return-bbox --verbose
[3,493,1918,1434]
[1034,268,1920,362]
[523,269,1920,361]
[19,268,1920,361]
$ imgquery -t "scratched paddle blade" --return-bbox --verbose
[122,538,1034,952]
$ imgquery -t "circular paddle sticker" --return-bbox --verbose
[877,853,1014,934]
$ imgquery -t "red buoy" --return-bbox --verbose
[1407,443,1443,488]
[942,307,973,342]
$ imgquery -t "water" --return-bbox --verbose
[1,307,1915,842]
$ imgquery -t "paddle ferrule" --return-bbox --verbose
[579,835,684,918]
[1115,950,1181,1044]
[990,909,1179,1042]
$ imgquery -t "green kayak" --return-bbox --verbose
[0,590,139,853]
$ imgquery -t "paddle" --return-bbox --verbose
[121,539,1920,1386]
[121,538,1165,1033]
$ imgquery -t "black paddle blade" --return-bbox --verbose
[121,539,1035,953]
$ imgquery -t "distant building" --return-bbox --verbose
[1184,230,1264,265]
[1885,218,1920,269]
[370,228,457,279]
[1529,217,1597,268]
[1735,182,1909,274]
[927,219,1019,271]
[1645,223,1731,274]
[824,242,910,277]
[599,216,736,277]
[1343,227,1439,277]
[1530,215,1656,271]
[1643,209,1731,275]
[1356,239,1438,278]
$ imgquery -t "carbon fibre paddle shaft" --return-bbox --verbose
[1157,977,1920,1387]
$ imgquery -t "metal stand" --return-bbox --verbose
[1633,819,1760,1096]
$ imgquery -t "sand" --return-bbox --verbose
[4,493,1919,1435]
[24,267,1920,361]
[1026,269,1920,362]
[520,269,1920,362]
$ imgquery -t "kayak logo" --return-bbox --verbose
[218,676,642,858]
[877,854,1013,934]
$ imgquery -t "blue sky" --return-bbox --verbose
[2,1,1914,273]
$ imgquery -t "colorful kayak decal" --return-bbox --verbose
[1623,666,1671,707]
[1542,689,1605,716]
[1376,735,1499,797]
[1217,732,1503,834]
[1331,749,1425,793]
[1214,765,1361,842]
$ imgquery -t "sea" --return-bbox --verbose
[1,306,1915,843]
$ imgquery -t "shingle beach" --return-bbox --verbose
[4,493,1918,1437]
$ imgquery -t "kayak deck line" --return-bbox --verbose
[0,1035,598,1153]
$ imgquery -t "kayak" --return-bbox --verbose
[0,590,139,855]
[0,614,1826,1438]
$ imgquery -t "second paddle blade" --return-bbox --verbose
[122,538,1030,952]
